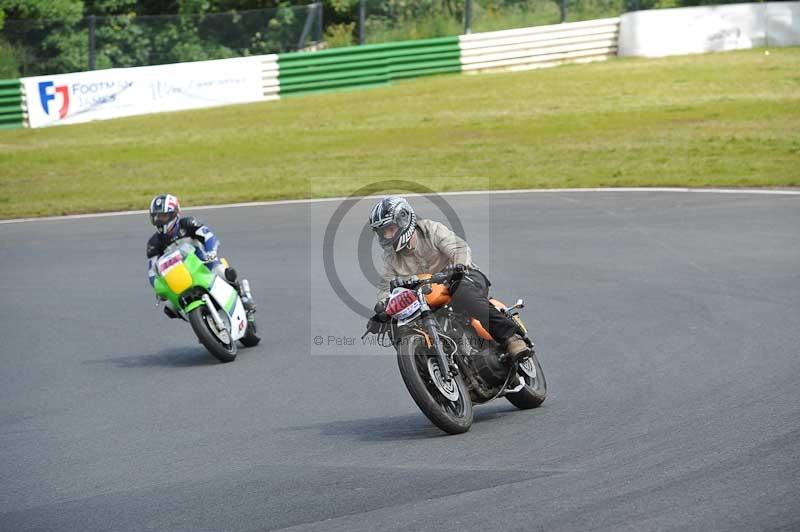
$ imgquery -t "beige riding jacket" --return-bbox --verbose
[377,219,475,300]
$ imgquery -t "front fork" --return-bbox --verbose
[413,286,453,382]
[420,311,452,383]
[201,294,227,332]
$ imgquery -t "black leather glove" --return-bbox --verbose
[443,263,467,274]
[366,299,390,334]
[442,264,468,284]
[374,298,389,315]
[390,276,417,290]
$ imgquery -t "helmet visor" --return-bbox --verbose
[151,211,176,228]
[373,223,400,249]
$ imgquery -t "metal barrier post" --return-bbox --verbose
[464,0,473,34]
[359,0,366,45]
[298,3,321,49]
[318,2,324,42]
[88,14,96,70]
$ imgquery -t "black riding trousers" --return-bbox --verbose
[448,271,519,344]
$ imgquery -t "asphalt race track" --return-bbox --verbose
[1,190,798,532]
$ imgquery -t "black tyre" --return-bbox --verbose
[396,334,473,435]
[188,306,237,363]
[505,351,547,409]
[240,318,260,348]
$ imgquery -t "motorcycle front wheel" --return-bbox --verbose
[396,334,473,435]
[188,306,237,363]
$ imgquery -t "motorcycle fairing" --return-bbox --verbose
[208,276,247,341]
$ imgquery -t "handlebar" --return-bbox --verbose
[389,266,466,291]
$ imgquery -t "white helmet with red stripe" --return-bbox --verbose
[149,194,181,234]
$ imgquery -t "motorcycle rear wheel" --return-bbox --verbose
[505,351,547,409]
[188,306,237,363]
[397,334,473,434]
[240,318,261,347]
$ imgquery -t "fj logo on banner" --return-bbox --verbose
[38,81,70,119]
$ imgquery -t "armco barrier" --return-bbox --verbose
[459,18,620,73]
[277,37,462,96]
[262,54,280,99]
[0,80,26,130]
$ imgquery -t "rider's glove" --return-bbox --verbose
[390,276,417,290]
[444,263,467,274]
[366,298,390,334]
[374,298,389,315]
[441,264,468,283]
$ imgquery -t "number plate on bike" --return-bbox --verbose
[158,250,183,275]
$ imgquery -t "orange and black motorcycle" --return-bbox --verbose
[364,270,546,434]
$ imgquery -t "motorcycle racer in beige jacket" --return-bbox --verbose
[367,196,530,362]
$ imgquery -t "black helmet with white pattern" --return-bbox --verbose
[149,194,181,234]
[369,196,416,252]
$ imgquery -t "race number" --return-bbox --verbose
[157,250,183,275]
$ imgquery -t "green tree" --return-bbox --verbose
[0,0,87,75]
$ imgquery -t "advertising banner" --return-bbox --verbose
[22,56,268,128]
[618,1,800,57]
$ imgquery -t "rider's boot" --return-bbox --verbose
[163,304,180,320]
[504,334,530,363]
[224,267,239,286]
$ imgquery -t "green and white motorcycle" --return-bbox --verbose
[152,238,260,363]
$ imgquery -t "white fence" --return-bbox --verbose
[459,18,621,73]
[262,54,280,99]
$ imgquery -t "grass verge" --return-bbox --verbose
[1,48,799,219]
